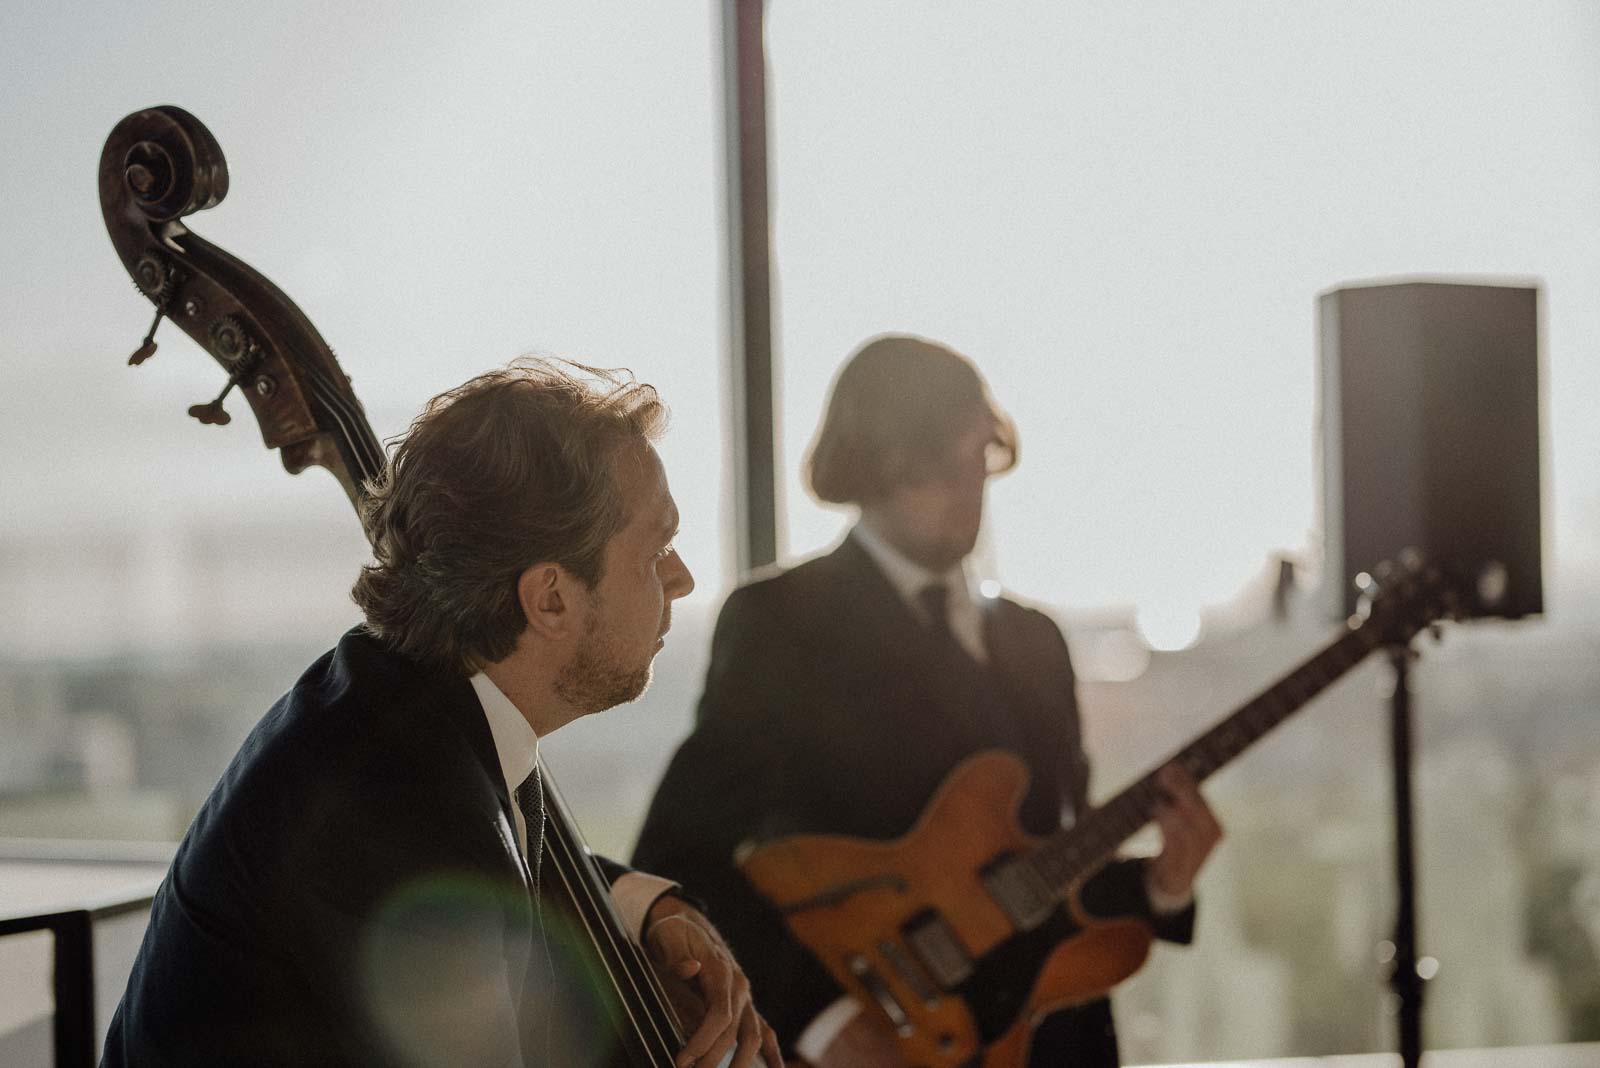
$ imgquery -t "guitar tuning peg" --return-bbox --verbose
[129,305,165,365]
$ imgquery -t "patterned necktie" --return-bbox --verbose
[514,762,544,896]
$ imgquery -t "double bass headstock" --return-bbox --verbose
[100,105,381,506]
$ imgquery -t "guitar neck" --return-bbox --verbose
[1029,617,1389,894]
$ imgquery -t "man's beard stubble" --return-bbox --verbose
[552,611,654,715]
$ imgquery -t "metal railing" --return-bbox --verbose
[0,839,172,1068]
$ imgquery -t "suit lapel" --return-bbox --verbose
[824,535,998,738]
[983,602,1037,704]
[429,669,536,891]
[821,536,954,699]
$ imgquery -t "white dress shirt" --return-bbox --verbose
[469,672,674,941]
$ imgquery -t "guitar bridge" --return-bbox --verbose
[848,954,913,1035]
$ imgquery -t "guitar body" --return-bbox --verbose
[739,750,1152,1068]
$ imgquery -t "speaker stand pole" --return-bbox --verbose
[1387,643,1426,1068]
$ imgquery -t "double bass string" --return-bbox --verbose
[539,760,684,1065]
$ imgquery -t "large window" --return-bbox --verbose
[768,2,1600,1060]
[4,11,735,1059]
[1,2,727,856]
[5,3,1599,1064]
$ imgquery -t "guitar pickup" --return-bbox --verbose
[980,855,1058,930]
[877,938,941,1008]
[902,910,974,988]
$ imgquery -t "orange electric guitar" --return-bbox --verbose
[738,559,1458,1068]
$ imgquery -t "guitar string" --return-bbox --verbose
[1033,618,1393,891]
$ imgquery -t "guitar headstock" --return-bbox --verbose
[1352,550,1463,647]
[99,105,380,507]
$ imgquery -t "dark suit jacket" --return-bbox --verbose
[103,628,629,1067]
[633,535,1194,1066]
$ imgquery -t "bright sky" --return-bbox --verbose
[3,2,1598,655]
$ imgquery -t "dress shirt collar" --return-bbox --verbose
[850,522,990,662]
[469,671,539,797]
[851,521,973,613]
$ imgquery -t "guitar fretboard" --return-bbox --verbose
[1028,619,1388,893]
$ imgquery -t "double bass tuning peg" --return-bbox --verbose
[188,377,237,426]
[129,305,164,366]
[186,316,268,427]
[128,253,176,366]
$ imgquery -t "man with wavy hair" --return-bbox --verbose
[105,360,780,1068]
[634,335,1222,1067]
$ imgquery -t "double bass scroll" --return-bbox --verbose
[100,104,376,505]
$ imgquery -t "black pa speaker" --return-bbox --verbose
[1318,279,1544,620]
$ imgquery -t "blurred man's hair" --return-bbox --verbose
[807,334,1017,505]
[351,358,666,673]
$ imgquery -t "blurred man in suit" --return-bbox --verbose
[105,360,779,1068]
[634,335,1221,1066]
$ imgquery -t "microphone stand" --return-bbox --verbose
[1386,643,1426,1068]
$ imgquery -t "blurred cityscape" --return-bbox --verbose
[1,517,1596,1063]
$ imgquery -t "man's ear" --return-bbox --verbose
[516,562,578,640]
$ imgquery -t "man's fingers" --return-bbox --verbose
[760,1019,782,1068]
[1158,763,1215,820]
[728,1006,762,1068]
[678,958,737,1065]
[678,1017,736,1068]
[1154,798,1189,845]
[1156,779,1219,851]
[1149,761,1224,899]
[1156,763,1190,793]
[647,905,776,1068]
[687,1019,737,1068]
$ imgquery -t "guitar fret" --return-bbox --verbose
[1028,604,1422,896]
